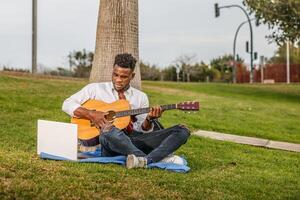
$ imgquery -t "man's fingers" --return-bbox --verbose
[155,107,159,117]
[103,118,109,124]
[158,106,162,115]
[148,106,162,118]
[95,123,101,130]
[150,107,154,114]
[95,124,100,129]
[157,107,162,117]
[149,107,153,116]
[155,106,162,117]
[99,121,105,129]
[103,112,109,116]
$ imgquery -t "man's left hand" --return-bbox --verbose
[147,106,163,120]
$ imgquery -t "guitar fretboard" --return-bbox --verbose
[115,104,177,118]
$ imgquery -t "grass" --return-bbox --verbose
[0,73,299,200]
[143,81,300,143]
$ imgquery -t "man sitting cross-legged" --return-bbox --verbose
[62,53,190,168]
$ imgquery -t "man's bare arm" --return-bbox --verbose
[141,116,153,131]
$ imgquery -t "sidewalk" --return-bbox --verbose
[193,130,300,153]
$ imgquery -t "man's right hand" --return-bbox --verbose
[89,110,109,130]
[74,107,113,131]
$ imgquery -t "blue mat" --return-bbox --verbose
[40,149,190,173]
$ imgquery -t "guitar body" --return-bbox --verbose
[71,99,131,146]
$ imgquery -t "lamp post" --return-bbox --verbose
[32,0,37,74]
[286,40,290,84]
[259,55,265,84]
[233,18,255,83]
[215,3,254,83]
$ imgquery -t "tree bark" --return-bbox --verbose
[90,0,141,89]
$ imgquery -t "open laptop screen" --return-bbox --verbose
[37,120,78,161]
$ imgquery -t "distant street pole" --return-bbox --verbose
[215,3,254,83]
[286,40,290,84]
[32,0,37,74]
[233,19,254,83]
[259,55,264,83]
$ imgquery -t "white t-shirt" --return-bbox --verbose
[62,82,153,132]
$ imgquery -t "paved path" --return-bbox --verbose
[193,130,300,153]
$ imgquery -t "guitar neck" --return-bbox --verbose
[115,104,177,118]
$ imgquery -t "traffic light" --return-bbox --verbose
[254,52,258,60]
[215,3,220,17]
[246,41,249,53]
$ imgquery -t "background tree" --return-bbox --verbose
[189,62,210,82]
[90,0,141,89]
[68,49,93,78]
[207,68,221,82]
[50,67,73,77]
[139,61,161,81]
[3,67,29,73]
[267,43,300,64]
[210,54,233,82]
[210,54,244,82]
[174,54,197,82]
[162,66,177,81]
[243,0,300,44]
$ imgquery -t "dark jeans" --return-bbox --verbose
[99,125,190,162]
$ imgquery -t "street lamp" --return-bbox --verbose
[214,3,254,83]
[233,18,257,83]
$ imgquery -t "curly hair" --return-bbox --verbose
[113,53,137,70]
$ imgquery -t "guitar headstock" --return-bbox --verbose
[177,101,200,111]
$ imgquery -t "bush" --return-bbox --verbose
[3,67,30,73]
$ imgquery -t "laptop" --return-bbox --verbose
[37,120,78,161]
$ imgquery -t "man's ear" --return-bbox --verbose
[130,72,135,80]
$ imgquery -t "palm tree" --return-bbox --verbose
[89,0,141,89]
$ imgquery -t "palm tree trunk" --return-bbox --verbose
[90,0,141,89]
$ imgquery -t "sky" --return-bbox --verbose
[0,0,278,71]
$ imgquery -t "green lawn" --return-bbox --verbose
[143,81,300,143]
[0,73,299,200]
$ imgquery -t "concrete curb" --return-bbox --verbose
[193,130,300,153]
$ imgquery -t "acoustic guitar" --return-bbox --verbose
[71,99,200,146]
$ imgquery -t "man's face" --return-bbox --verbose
[112,65,135,91]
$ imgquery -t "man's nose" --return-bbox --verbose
[115,77,122,82]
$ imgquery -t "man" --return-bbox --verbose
[62,53,190,169]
